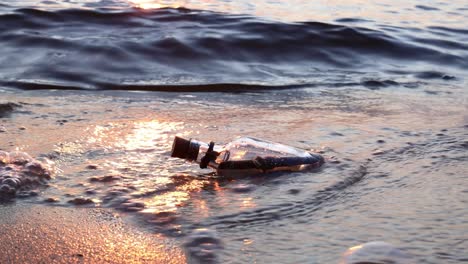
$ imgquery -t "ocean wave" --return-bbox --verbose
[0,7,466,90]
[1,78,429,92]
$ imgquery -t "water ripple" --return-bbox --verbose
[0,7,466,90]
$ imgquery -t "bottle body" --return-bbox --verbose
[216,137,323,176]
[171,136,324,177]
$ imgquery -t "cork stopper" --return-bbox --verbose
[171,136,200,161]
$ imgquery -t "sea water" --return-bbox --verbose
[0,0,467,263]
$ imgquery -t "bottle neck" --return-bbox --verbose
[193,140,209,163]
[192,140,222,170]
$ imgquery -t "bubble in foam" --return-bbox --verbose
[0,150,55,197]
[184,228,224,264]
[0,184,14,194]
[24,161,52,179]
[2,178,20,188]
[0,151,10,164]
[340,241,414,264]
[9,151,33,165]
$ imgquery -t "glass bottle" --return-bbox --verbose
[171,136,324,176]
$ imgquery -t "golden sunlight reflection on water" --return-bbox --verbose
[123,0,463,26]
[52,115,261,223]
[240,197,256,209]
[86,119,184,167]
[117,120,180,151]
[128,0,185,9]
[142,176,207,215]
[84,119,225,217]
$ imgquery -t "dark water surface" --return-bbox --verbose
[0,0,467,90]
[1,0,467,263]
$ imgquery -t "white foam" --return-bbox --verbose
[0,151,55,197]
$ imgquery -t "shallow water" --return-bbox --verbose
[1,84,467,263]
[1,0,468,263]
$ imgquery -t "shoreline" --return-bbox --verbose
[0,86,467,263]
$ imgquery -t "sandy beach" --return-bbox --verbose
[0,203,185,263]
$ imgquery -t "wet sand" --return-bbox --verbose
[0,203,185,263]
